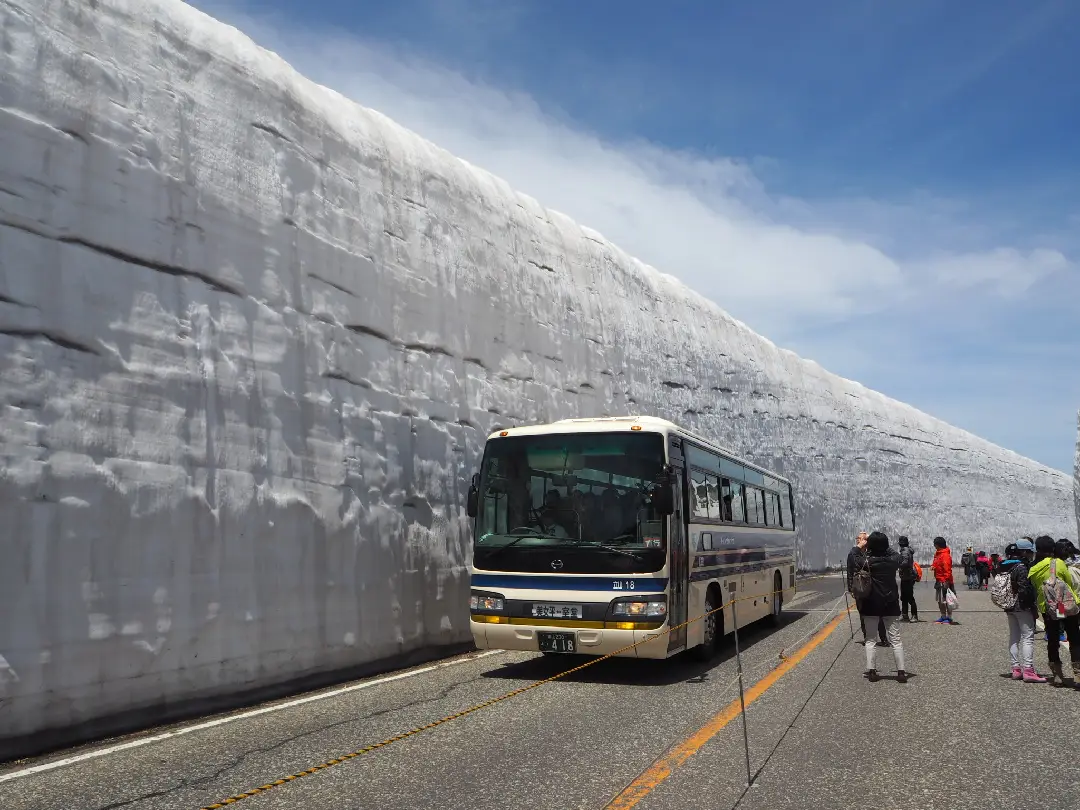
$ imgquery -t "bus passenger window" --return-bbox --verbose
[720,478,734,522]
[691,470,709,521]
[705,474,720,520]
[729,481,745,523]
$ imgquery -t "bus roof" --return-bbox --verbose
[484,415,791,485]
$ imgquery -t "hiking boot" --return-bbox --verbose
[896,670,908,684]
[1011,666,1022,680]
[1022,668,1047,683]
[1048,663,1066,687]
[867,669,880,682]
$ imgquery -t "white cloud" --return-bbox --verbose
[193,0,1073,344]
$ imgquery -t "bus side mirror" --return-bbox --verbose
[466,473,479,518]
[652,473,674,516]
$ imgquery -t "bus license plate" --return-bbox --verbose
[537,632,576,654]
[532,603,582,620]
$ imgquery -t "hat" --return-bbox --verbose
[1015,539,1034,552]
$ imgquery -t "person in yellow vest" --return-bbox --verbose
[1028,535,1080,687]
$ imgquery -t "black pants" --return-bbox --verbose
[1044,613,1080,665]
[900,580,917,618]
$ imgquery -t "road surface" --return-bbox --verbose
[1,576,1075,810]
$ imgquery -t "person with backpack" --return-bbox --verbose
[847,531,888,646]
[1057,539,1080,591]
[976,551,991,589]
[857,531,907,683]
[961,547,977,589]
[897,536,919,621]
[931,537,956,623]
[1028,535,1080,687]
[991,540,1045,683]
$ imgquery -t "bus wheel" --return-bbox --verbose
[768,572,784,626]
[693,589,721,661]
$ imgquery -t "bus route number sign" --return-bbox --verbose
[612,580,637,591]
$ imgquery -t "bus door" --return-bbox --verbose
[667,438,688,652]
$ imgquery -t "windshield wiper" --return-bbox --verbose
[479,533,563,559]
[570,541,647,560]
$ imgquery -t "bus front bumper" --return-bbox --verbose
[470,617,672,659]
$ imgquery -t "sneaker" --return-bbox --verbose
[896,670,908,684]
[1011,666,1022,680]
[1022,668,1047,684]
[867,669,880,682]
[935,617,948,623]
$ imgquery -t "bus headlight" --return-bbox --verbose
[611,599,667,618]
[470,592,505,612]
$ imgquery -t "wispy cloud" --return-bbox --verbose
[192,1,1079,469]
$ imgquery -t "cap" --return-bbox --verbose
[1015,539,1034,552]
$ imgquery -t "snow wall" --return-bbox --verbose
[0,0,1073,756]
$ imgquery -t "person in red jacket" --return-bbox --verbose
[931,536,956,624]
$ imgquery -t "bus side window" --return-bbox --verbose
[705,473,720,520]
[729,481,745,523]
[691,469,710,521]
[779,484,794,529]
[720,477,734,522]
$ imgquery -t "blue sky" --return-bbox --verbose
[198,0,1080,472]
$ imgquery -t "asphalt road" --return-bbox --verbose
[1,576,1076,810]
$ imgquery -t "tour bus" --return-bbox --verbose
[465,416,797,660]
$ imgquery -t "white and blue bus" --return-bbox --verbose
[465,416,796,660]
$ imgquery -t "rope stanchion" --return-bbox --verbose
[730,597,754,790]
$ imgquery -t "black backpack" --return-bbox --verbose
[851,555,873,600]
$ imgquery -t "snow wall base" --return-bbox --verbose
[0,0,1073,757]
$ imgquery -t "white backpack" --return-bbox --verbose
[989,571,1017,610]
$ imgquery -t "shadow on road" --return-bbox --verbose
[478,611,812,687]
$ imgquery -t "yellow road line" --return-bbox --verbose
[604,608,850,810]
[196,583,827,809]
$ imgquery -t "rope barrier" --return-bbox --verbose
[196,582,815,809]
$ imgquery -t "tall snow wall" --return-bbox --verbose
[0,0,1073,756]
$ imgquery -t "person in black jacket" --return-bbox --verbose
[846,532,887,645]
[999,540,1045,683]
[897,536,919,622]
[861,531,907,683]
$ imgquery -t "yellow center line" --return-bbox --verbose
[604,608,850,810]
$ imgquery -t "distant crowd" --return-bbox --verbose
[844,531,1080,686]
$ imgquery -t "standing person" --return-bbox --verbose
[1057,539,1080,591]
[847,531,887,645]
[931,537,956,624]
[961,547,977,589]
[860,531,907,683]
[993,541,1045,683]
[1028,535,1080,687]
[897,536,919,622]
[976,551,992,590]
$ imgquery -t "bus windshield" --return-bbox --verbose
[473,431,668,574]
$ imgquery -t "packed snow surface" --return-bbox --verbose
[0,0,1073,751]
